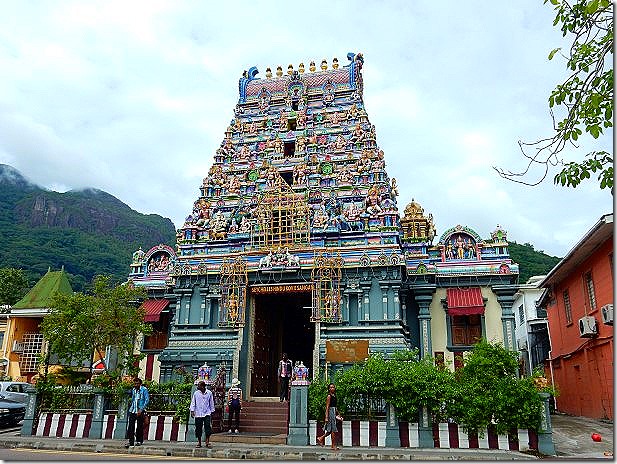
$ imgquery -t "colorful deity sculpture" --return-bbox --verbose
[197,362,213,384]
[292,361,310,385]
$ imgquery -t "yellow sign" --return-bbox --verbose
[326,340,369,363]
[251,284,312,294]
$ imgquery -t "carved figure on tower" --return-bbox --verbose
[364,185,383,216]
[312,203,329,230]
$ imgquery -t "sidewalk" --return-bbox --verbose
[0,434,537,460]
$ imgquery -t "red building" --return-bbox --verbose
[538,213,613,420]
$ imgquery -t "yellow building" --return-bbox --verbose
[3,269,73,382]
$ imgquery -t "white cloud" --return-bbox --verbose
[0,0,611,258]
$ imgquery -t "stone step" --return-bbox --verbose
[210,432,287,445]
[224,400,289,436]
[222,423,288,434]
[240,401,289,410]
[235,418,288,428]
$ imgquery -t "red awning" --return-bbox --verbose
[92,359,106,371]
[141,299,170,322]
[446,288,485,316]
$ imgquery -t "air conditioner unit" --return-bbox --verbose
[601,304,613,325]
[11,340,23,353]
[578,316,598,338]
[517,338,528,350]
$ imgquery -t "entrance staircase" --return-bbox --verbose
[211,399,289,445]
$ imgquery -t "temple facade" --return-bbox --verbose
[128,53,519,397]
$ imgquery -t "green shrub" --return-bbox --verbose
[307,341,546,434]
[447,340,544,436]
[307,369,329,420]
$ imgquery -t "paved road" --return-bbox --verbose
[551,413,613,458]
[0,414,613,460]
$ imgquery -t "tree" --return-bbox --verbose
[0,268,29,306]
[495,0,613,192]
[40,275,150,380]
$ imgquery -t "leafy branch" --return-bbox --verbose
[494,0,613,192]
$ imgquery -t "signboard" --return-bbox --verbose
[251,284,312,294]
[326,340,369,363]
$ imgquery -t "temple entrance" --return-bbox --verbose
[250,290,313,397]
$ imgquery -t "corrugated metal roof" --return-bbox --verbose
[12,269,73,309]
[141,299,170,322]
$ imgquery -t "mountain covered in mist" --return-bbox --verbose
[0,164,176,291]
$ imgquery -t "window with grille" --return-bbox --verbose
[518,304,524,324]
[584,271,597,310]
[563,289,572,324]
[19,333,44,373]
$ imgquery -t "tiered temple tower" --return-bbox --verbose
[129,53,519,394]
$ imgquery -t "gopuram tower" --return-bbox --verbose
[132,53,519,394]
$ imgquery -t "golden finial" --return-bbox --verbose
[332,57,339,69]
[320,59,328,71]
[309,61,316,72]
[298,62,305,74]
[276,66,283,77]
[287,64,293,75]
[265,67,272,78]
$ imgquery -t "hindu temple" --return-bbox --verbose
[128,52,519,397]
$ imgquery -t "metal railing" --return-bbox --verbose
[342,394,387,421]
[39,387,96,413]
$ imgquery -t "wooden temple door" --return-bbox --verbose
[251,301,273,396]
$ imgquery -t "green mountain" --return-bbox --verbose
[508,241,561,284]
[0,165,561,293]
[0,164,176,292]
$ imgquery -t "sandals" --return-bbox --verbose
[316,437,325,447]
[205,443,212,449]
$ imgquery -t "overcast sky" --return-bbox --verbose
[0,1,611,258]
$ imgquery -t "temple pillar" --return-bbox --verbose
[385,403,400,447]
[113,396,129,439]
[493,285,517,351]
[537,392,556,455]
[380,285,388,320]
[360,283,371,321]
[88,392,105,439]
[20,390,38,436]
[418,405,434,448]
[413,285,436,359]
[186,384,198,442]
[287,383,310,445]
[392,286,401,320]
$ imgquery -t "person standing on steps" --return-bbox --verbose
[226,377,243,434]
[190,380,215,448]
[125,377,150,448]
[316,383,342,450]
[277,352,293,402]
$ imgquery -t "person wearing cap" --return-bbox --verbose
[190,380,215,448]
[226,378,243,433]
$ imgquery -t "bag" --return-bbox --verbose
[336,414,343,422]
[225,405,229,413]
[142,411,150,427]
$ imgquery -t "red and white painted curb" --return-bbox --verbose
[36,413,186,441]
[310,420,539,451]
